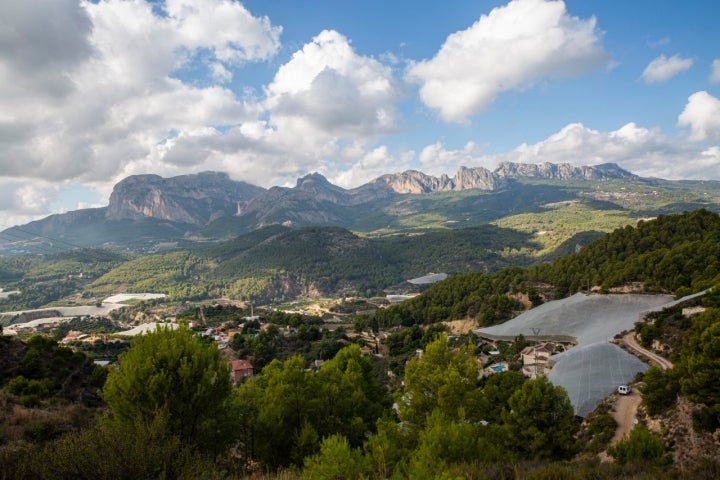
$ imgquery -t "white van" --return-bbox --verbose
[618,385,630,395]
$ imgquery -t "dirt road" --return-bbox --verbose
[602,332,673,459]
[622,332,674,370]
[609,388,642,445]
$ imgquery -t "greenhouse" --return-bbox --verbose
[476,293,675,415]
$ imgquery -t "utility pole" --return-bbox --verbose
[531,327,541,378]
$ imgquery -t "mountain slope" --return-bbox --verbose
[106,171,265,224]
[374,209,720,329]
[3,162,720,256]
[86,224,536,303]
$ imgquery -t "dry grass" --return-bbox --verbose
[0,392,95,444]
[443,318,479,335]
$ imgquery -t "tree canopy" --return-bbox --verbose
[102,326,234,452]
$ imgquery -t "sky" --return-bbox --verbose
[1,0,719,228]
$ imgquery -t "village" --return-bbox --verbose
[1,285,707,419]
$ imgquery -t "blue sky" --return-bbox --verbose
[1,0,719,228]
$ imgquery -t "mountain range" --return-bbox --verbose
[1,161,718,255]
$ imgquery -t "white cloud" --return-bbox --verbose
[265,30,399,137]
[647,37,671,49]
[143,28,404,191]
[485,122,718,180]
[641,54,693,84]
[710,59,720,84]
[0,0,93,99]
[164,0,282,63]
[678,91,720,142]
[0,179,62,229]
[0,0,282,186]
[406,0,608,122]
[418,142,488,176]
[210,62,233,83]
[330,146,413,188]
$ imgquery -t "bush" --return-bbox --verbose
[607,424,671,467]
[692,405,720,433]
[5,376,54,400]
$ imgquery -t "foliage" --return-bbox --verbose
[4,376,54,406]
[90,250,212,299]
[406,410,501,478]
[501,376,579,460]
[477,370,527,424]
[0,249,131,309]
[375,268,526,328]
[692,404,720,433]
[301,434,369,480]
[102,326,234,453]
[535,209,720,295]
[235,345,391,469]
[53,317,123,340]
[677,308,720,407]
[397,335,482,429]
[607,424,672,467]
[0,335,102,406]
[3,413,225,480]
[583,410,618,453]
[640,367,679,415]
[372,210,720,328]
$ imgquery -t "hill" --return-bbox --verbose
[374,209,720,328]
[86,224,536,303]
[3,209,720,309]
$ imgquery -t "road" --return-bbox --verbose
[602,331,673,457]
[608,388,642,446]
[621,331,674,370]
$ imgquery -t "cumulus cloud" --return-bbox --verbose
[418,142,488,177]
[0,0,93,98]
[145,28,403,190]
[1,4,402,202]
[641,54,693,84]
[486,122,719,180]
[330,146,413,188]
[0,0,281,188]
[406,0,608,122]
[710,59,720,84]
[164,0,282,63]
[0,179,63,229]
[264,30,399,137]
[678,91,720,142]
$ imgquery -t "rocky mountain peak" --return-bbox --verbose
[105,171,265,225]
[493,162,639,181]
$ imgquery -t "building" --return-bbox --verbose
[230,359,254,385]
[520,342,557,378]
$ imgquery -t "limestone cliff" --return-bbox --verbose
[105,171,265,225]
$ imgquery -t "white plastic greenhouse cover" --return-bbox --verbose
[548,343,648,417]
[476,293,676,416]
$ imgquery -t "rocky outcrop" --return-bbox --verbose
[494,162,640,182]
[358,162,635,196]
[105,171,265,225]
[371,170,454,194]
[453,166,506,191]
[366,166,503,195]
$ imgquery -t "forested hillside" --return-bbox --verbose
[0,249,134,310]
[535,209,720,295]
[85,224,535,303]
[373,209,720,328]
